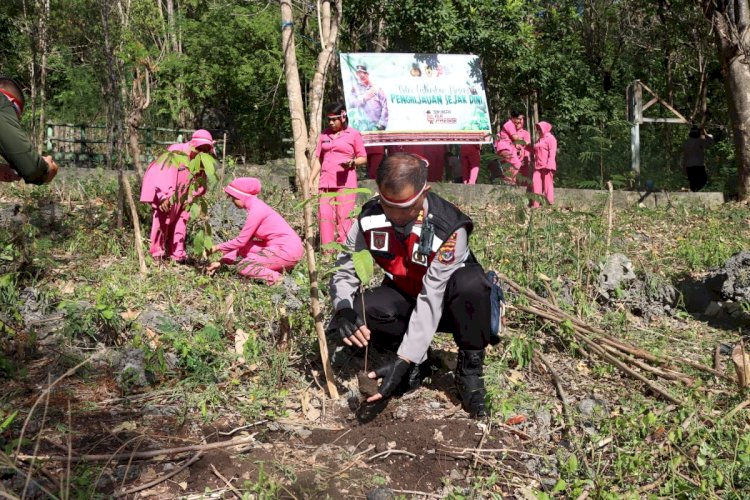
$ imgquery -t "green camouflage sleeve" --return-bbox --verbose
[0,98,48,185]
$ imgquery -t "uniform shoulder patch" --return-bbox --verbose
[437,232,458,264]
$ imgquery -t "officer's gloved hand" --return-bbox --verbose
[369,357,412,400]
[328,307,365,344]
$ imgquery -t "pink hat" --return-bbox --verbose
[167,142,191,153]
[190,129,215,150]
[224,177,262,201]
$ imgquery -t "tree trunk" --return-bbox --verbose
[703,0,750,200]
[37,0,49,153]
[306,1,342,156]
[280,0,339,400]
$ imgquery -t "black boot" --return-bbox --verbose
[394,349,439,396]
[455,349,487,418]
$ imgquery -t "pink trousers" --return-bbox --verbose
[500,154,522,185]
[461,156,479,185]
[529,168,555,208]
[221,244,300,284]
[149,205,190,261]
[318,188,356,247]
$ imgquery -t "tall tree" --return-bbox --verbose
[701,0,750,200]
[280,0,342,399]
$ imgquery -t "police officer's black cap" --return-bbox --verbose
[355,64,367,72]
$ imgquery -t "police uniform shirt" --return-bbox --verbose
[329,197,471,364]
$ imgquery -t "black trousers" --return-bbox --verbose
[352,263,491,354]
[686,166,707,192]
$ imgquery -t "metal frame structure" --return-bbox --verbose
[626,80,689,175]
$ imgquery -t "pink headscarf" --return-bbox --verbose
[190,129,215,154]
[167,142,191,154]
[224,177,262,203]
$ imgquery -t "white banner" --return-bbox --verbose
[340,53,493,146]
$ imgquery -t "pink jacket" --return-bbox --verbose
[533,122,557,171]
[494,119,517,153]
[218,177,304,257]
[315,126,367,189]
[140,143,201,204]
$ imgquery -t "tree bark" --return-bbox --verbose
[280,0,339,399]
[122,175,147,275]
[37,0,49,153]
[703,0,750,200]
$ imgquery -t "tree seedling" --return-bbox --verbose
[352,249,379,398]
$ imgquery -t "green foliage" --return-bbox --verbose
[162,323,228,379]
[352,249,374,285]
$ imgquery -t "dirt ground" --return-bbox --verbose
[2,187,748,499]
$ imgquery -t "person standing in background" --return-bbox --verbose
[681,125,714,192]
[460,143,481,184]
[528,121,557,208]
[0,76,58,185]
[310,102,368,247]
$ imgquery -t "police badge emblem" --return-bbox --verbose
[411,248,428,266]
[370,231,389,252]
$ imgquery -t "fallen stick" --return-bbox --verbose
[210,463,243,499]
[496,422,531,441]
[573,333,681,406]
[504,274,731,382]
[122,175,147,275]
[514,303,719,385]
[601,344,694,385]
[218,420,268,436]
[722,397,750,421]
[15,435,257,463]
[367,449,417,461]
[114,452,202,497]
[535,350,573,426]
[439,445,546,458]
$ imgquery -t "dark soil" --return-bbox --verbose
[357,370,379,398]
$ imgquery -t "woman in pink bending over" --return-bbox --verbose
[309,102,367,247]
[207,177,303,284]
[528,121,557,208]
[140,129,215,262]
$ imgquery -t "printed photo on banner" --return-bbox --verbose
[340,53,493,146]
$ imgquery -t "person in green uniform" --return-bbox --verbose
[0,76,58,184]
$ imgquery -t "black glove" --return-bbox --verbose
[328,307,364,342]
[372,358,412,398]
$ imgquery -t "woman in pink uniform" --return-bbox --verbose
[528,121,557,208]
[460,144,481,184]
[207,177,303,284]
[495,111,527,185]
[309,102,367,247]
[140,129,215,262]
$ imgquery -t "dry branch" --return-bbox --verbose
[494,273,738,406]
[114,452,202,497]
[122,175,147,275]
[534,350,573,425]
[15,435,256,463]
